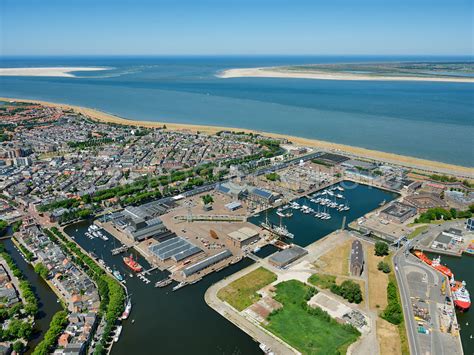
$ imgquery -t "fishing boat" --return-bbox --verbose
[123,254,143,272]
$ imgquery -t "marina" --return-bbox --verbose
[250,181,398,247]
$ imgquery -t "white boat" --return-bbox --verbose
[121,298,132,320]
[113,325,122,342]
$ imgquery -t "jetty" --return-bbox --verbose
[111,245,130,255]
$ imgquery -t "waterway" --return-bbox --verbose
[63,223,260,355]
[0,238,62,353]
[249,181,398,247]
[427,252,474,354]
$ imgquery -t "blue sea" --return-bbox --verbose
[0,55,473,166]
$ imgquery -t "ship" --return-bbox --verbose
[172,281,188,291]
[113,270,124,282]
[451,277,471,311]
[123,254,143,272]
[413,251,453,278]
[431,256,453,278]
[121,297,132,320]
[261,221,294,239]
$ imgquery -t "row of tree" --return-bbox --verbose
[381,280,403,325]
[32,310,68,355]
[0,244,39,316]
[46,228,125,354]
[414,206,474,224]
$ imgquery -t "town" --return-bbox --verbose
[1,101,473,355]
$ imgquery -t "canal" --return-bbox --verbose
[0,238,62,353]
[64,222,261,355]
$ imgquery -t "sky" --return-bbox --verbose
[1,0,473,56]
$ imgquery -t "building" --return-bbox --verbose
[467,218,474,231]
[316,153,350,166]
[350,240,364,276]
[247,186,279,205]
[227,227,259,248]
[404,194,448,212]
[148,236,202,262]
[225,201,242,211]
[380,202,417,223]
[268,245,308,268]
[215,182,247,200]
[181,249,233,278]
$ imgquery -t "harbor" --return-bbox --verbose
[63,222,262,355]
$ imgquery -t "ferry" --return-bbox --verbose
[451,277,471,311]
[113,270,124,282]
[121,298,132,320]
[413,251,453,278]
[123,254,143,272]
[113,325,122,342]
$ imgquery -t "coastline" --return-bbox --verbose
[0,67,109,78]
[218,67,474,83]
[1,96,473,177]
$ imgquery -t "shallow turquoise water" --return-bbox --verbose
[0,55,473,166]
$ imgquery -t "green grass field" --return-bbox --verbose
[308,273,337,289]
[217,267,277,311]
[265,280,360,355]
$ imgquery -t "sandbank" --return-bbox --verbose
[0,67,109,78]
[218,67,474,83]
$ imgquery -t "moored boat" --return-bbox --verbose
[451,277,471,311]
[123,254,143,272]
[121,297,132,320]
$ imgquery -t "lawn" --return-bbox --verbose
[265,280,360,355]
[217,267,277,311]
[308,273,336,289]
[407,225,429,239]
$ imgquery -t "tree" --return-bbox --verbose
[201,194,214,205]
[374,241,389,256]
[331,280,362,304]
[377,261,391,273]
[0,219,7,236]
[13,341,25,354]
[34,263,49,279]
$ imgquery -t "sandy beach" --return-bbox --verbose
[0,67,109,78]
[219,67,474,83]
[1,97,473,177]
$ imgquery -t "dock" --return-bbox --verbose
[111,245,130,255]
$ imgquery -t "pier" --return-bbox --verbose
[111,245,130,255]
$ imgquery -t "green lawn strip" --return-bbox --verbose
[217,267,277,311]
[407,225,429,239]
[308,273,336,289]
[265,280,360,355]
